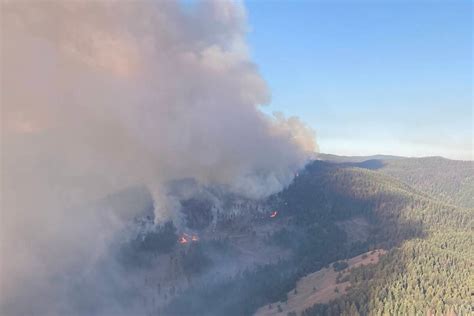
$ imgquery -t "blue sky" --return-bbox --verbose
[245,0,472,160]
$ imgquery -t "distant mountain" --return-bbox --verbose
[316,153,404,163]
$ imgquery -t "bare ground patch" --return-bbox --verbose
[254,249,386,316]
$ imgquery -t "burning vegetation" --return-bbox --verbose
[178,233,199,244]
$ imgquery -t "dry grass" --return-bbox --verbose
[254,249,386,316]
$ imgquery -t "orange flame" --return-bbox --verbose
[270,211,278,218]
[179,233,199,244]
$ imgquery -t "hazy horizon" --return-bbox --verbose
[320,149,473,161]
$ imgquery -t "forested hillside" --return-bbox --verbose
[318,154,474,208]
[377,157,474,208]
[299,156,474,316]
[161,157,473,315]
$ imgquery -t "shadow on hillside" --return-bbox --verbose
[281,160,426,245]
[337,159,387,170]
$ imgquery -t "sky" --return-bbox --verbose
[245,0,472,160]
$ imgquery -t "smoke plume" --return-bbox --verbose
[0,1,316,314]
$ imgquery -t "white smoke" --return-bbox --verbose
[0,1,316,314]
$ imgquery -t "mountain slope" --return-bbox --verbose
[161,159,472,315]
[302,229,473,316]
[376,157,474,208]
[294,157,473,316]
[318,154,474,208]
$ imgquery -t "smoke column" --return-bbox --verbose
[1,1,316,314]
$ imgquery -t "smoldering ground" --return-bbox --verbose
[1,1,316,315]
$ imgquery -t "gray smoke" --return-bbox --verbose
[0,1,317,315]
